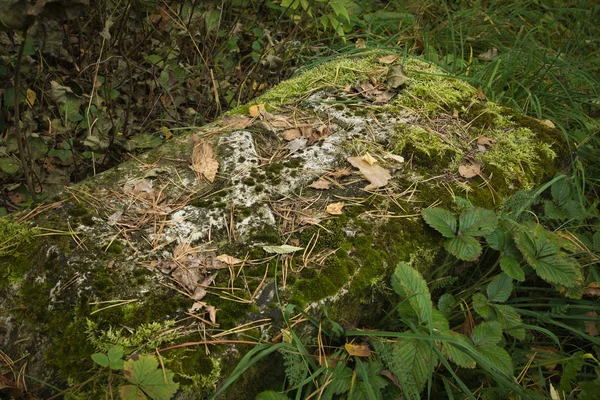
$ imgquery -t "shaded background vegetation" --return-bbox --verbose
[1,0,598,212]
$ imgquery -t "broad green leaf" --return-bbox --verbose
[91,352,110,367]
[393,338,437,391]
[119,384,148,399]
[437,293,456,315]
[472,321,502,347]
[391,262,432,326]
[459,207,498,237]
[477,344,513,377]
[515,225,581,287]
[262,245,304,254]
[499,256,524,281]
[329,0,350,22]
[0,158,20,175]
[422,207,457,238]
[531,254,582,287]
[441,332,476,368]
[256,391,292,400]
[108,345,125,370]
[123,354,178,400]
[485,228,506,251]
[48,148,73,162]
[486,273,513,303]
[492,304,525,339]
[430,309,450,333]
[444,236,481,261]
[472,293,492,319]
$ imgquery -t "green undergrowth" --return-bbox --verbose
[217,175,600,399]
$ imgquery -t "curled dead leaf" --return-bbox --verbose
[385,153,405,163]
[344,343,372,357]
[215,254,243,265]
[584,282,600,297]
[478,47,498,61]
[329,168,351,179]
[326,201,344,215]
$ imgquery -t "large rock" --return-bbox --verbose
[0,54,566,398]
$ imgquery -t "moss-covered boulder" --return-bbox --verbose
[0,53,567,398]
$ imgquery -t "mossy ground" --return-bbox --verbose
[0,52,570,398]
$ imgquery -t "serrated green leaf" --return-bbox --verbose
[459,208,498,237]
[329,364,352,395]
[558,351,585,392]
[444,236,481,261]
[441,332,476,369]
[477,344,513,377]
[329,0,350,22]
[515,225,581,287]
[472,293,492,319]
[91,352,110,367]
[422,208,457,238]
[472,321,502,347]
[393,339,437,391]
[119,384,148,399]
[261,244,304,254]
[438,293,456,315]
[256,391,292,400]
[430,308,450,333]
[123,355,178,400]
[492,304,525,339]
[391,262,432,326]
[486,273,513,303]
[499,256,525,281]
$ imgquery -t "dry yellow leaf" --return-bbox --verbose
[361,153,377,166]
[26,88,36,107]
[584,282,600,297]
[190,139,219,183]
[326,201,344,215]
[344,343,372,357]
[249,104,266,117]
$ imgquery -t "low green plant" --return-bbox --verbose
[218,175,599,399]
[91,345,179,400]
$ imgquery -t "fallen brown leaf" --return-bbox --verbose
[309,179,330,190]
[190,138,219,183]
[280,129,302,141]
[249,104,266,117]
[329,168,351,179]
[221,115,252,129]
[361,153,377,166]
[477,136,497,147]
[478,47,498,61]
[347,156,391,190]
[378,54,400,64]
[326,202,345,215]
[216,254,243,265]
[458,163,481,179]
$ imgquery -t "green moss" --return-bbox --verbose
[391,123,461,170]
[106,241,123,255]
